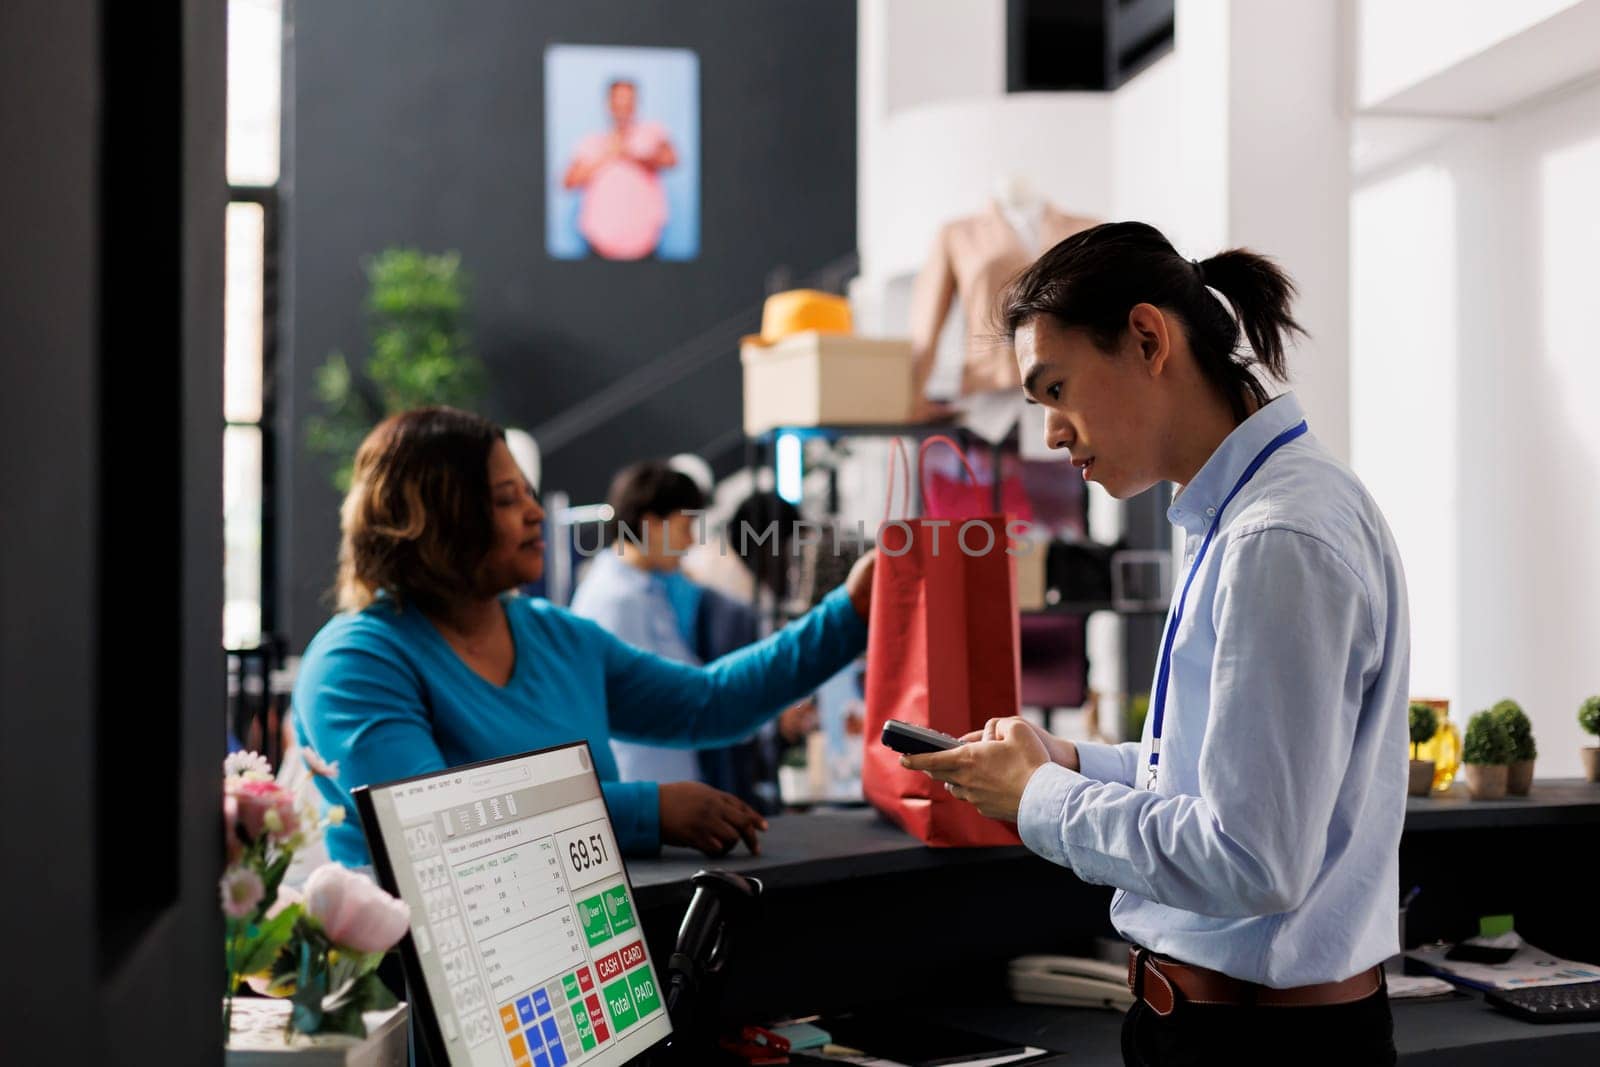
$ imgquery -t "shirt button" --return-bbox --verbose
[1205,506,1217,517]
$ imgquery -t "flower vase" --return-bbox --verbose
[1407,759,1435,798]
[225,998,409,1066]
[1412,700,1459,792]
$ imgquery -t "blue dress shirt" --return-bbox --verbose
[293,586,865,866]
[1018,393,1411,987]
[570,550,709,785]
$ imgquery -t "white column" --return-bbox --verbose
[1177,0,1352,461]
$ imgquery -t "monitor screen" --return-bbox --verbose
[355,743,673,1067]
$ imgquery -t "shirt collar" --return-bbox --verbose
[589,547,659,591]
[1167,392,1306,534]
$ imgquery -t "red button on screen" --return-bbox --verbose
[594,951,623,984]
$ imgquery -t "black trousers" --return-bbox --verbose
[1120,979,1397,1066]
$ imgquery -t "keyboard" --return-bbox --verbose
[1484,981,1600,1023]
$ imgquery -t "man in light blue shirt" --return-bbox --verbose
[571,461,812,806]
[905,222,1408,1064]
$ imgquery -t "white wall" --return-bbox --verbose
[881,0,1005,115]
[1354,0,1584,109]
[858,0,1008,279]
[865,94,1116,282]
[1350,80,1600,776]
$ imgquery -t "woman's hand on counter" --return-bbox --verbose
[659,781,768,857]
[902,716,1052,822]
[961,717,1078,772]
[845,549,877,622]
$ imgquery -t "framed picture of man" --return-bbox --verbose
[545,44,701,262]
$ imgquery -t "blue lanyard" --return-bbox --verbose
[1145,419,1308,789]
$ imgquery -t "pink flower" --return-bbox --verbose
[266,884,304,922]
[303,864,411,954]
[223,794,245,863]
[220,866,265,919]
[227,778,300,843]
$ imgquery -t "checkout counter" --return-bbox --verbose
[626,781,1600,1064]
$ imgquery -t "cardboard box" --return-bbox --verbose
[741,331,913,435]
[1016,540,1049,612]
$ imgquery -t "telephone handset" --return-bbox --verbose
[1007,955,1135,1012]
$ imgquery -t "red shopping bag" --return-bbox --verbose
[862,436,1023,846]
[922,444,1034,523]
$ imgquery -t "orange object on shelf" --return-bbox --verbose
[1411,698,1460,791]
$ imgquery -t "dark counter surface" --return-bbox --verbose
[914,984,1600,1066]
[1402,778,1600,830]
[626,779,1600,900]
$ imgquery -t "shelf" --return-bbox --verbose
[745,421,972,444]
[1024,601,1168,617]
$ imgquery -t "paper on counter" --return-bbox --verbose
[1386,975,1455,999]
[1408,942,1600,990]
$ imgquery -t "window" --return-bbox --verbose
[224,0,281,648]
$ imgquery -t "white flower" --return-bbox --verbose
[262,808,283,835]
[220,866,265,919]
[326,805,346,827]
[300,748,340,779]
[224,751,272,780]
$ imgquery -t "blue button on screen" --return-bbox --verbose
[516,996,535,1025]
[533,988,552,1016]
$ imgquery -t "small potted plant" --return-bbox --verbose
[1580,695,1600,783]
[1461,710,1513,800]
[1407,702,1437,797]
[1490,699,1536,796]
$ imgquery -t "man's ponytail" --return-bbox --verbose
[999,221,1305,423]
[1195,248,1303,392]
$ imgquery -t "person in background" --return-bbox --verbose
[571,462,814,811]
[293,408,874,867]
[681,488,802,615]
[561,78,678,260]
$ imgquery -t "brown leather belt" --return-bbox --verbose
[1127,947,1384,1016]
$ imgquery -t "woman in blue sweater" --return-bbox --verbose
[294,407,874,867]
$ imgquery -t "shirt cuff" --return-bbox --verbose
[1018,761,1085,867]
[1074,741,1132,786]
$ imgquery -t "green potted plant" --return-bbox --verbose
[1461,709,1513,800]
[1407,702,1437,797]
[306,248,486,491]
[1490,699,1536,796]
[1580,695,1600,783]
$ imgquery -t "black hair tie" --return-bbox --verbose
[1191,258,1206,282]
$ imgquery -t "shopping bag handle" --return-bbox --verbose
[882,436,913,523]
[918,434,982,503]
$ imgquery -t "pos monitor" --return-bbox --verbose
[354,743,672,1067]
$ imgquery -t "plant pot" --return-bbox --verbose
[1407,759,1436,798]
[1583,746,1600,783]
[1463,763,1508,801]
[1507,759,1535,796]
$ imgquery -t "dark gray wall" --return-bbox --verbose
[281,0,858,646]
[0,0,224,1059]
